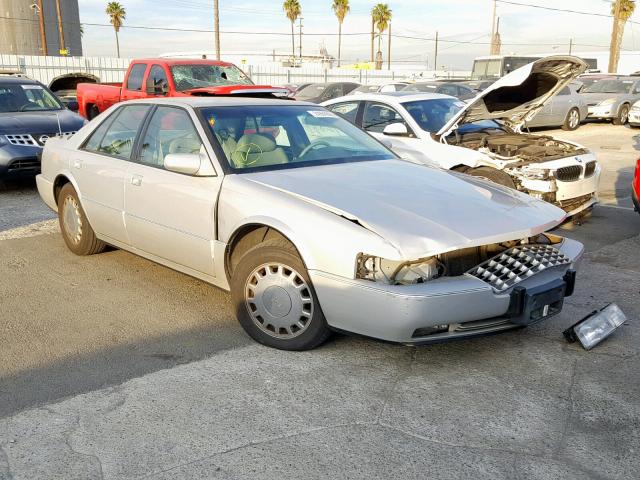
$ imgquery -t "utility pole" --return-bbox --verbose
[36,0,47,55]
[434,31,439,72]
[55,0,66,55]
[298,16,303,61]
[489,0,497,54]
[569,38,573,55]
[609,0,622,73]
[387,21,391,70]
[214,0,220,60]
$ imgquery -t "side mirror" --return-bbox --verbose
[383,122,409,136]
[163,153,201,175]
[67,100,79,112]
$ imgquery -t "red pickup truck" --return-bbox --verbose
[77,58,287,119]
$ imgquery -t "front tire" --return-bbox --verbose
[466,166,516,189]
[613,104,629,125]
[562,107,581,131]
[231,239,331,350]
[57,183,106,255]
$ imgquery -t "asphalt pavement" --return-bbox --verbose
[0,122,639,479]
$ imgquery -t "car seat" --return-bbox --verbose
[230,133,288,168]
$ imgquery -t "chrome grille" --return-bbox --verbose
[467,245,571,292]
[584,161,597,178]
[556,165,582,182]
[35,131,77,146]
[5,134,37,146]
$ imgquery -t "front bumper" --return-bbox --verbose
[629,110,640,125]
[587,105,617,119]
[311,238,583,344]
[633,183,640,213]
[0,143,43,178]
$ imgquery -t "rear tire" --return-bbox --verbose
[466,166,516,189]
[613,104,629,125]
[230,239,331,351]
[57,183,106,255]
[562,107,581,131]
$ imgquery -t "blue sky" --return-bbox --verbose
[78,0,640,68]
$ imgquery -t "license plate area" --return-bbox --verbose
[507,278,567,326]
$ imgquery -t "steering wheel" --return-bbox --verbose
[298,140,331,159]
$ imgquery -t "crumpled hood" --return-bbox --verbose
[240,160,566,258]
[438,56,587,137]
[185,84,290,96]
[0,109,85,135]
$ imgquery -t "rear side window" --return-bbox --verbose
[148,65,169,94]
[326,101,359,123]
[126,64,147,91]
[558,87,571,96]
[84,105,150,159]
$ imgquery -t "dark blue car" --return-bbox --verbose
[0,76,86,179]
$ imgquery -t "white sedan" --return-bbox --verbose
[323,56,600,217]
[37,97,582,350]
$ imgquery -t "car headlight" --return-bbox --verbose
[520,167,550,180]
[598,98,616,106]
[631,105,640,112]
[356,254,442,285]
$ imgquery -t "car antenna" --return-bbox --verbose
[56,112,62,136]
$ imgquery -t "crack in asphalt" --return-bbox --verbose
[554,358,578,460]
[374,347,417,425]
[61,414,105,480]
[0,443,14,480]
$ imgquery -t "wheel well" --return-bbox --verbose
[53,175,71,205]
[451,164,470,173]
[225,224,297,279]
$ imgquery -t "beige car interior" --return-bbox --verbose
[230,133,288,168]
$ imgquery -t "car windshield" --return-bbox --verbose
[200,104,396,172]
[0,83,62,112]
[350,85,380,94]
[170,64,253,91]
[403,83,438,92]
[583,79,633,94]
[295,84,327,100]
[402,98,467,132]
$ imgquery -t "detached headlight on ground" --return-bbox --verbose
[356,254,442,285]
[563,303,627,350]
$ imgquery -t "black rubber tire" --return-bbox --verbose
[230,239,331,351]
[466,166,516,189]
[613,104,629,125]
[562,107,581,131]
[57,183,106,255]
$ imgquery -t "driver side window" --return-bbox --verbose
[362,102,409,134]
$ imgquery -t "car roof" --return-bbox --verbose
[324,91,454,105]
[119,96,317,108]
[0,76,40,85]
[134,58,237,67]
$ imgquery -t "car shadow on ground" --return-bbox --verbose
[0,177,56,232]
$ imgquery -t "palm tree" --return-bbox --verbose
[371,3,392,69]
[332,0,350,67]
[609,0,636,72]
[283,0,301,62]
[106,2,126,58]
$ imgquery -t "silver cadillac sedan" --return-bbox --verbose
[37,97,583,350]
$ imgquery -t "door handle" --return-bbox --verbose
[73,159,82,169]
[131,175,143,186]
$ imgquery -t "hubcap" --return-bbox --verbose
[245,262,313,339]
[569,110,579,129]
[622,108,629,124]
[62,196,83,244]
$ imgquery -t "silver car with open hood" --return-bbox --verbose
[37,97,583,350]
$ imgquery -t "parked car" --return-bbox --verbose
[525,82,587,130]
[76,58,287,119]
[0,76,85,179]
[402,81,477,101]
[633,158,640,214]
[49,72,99,108]
[627,99,640,127]
[293,82,360,103]
[349,82,411,95]
[463,80,496,91]
[36,97,582,350]
[323,56,600,216]
[576,73,613,92]
[580,76,640,125]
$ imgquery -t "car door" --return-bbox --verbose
[73,104,152,244]
[550,86,573,125]
[361,101,427,163]
[120,63,149,101]
[124,105,222,276]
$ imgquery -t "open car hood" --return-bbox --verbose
[184,85,290,97]
[437,56,587,137]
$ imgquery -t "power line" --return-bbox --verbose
[496,0,640,25]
